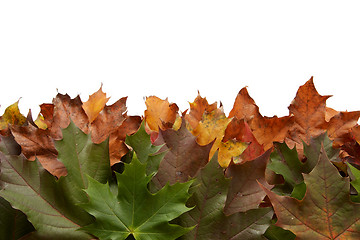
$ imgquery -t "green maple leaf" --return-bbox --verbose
[80,154,194,240]
[0,120,111,239]
[260,145,360,239]
[347,163,360,203]
[125,120,166,176]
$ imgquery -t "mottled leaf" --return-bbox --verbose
[179,153,273,240]
[152,114,213,190]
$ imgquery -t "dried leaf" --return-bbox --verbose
[0,101,26,135]
[287,77,330,149]
[185,92,218,130]
[152,114,213,189]
[82,85,110,123]
[145,96,179,132]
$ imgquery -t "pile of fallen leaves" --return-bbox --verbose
[1,77,360,239]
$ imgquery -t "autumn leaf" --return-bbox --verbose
[260,145,360,240]
[145,96,179,132]
[228,87,259,122]
[108,115,142,165]
[0,101,26,136]
[152,113,213,190]
[286,77,330,150]
[43,93,89,140]
[192,107,244,167]
[82,85,110,123]
[89,97,127,144]
[179,152,273,240]
[80,154,193,240]
[224,149,272,215]
[185,92,218,130]
[326,111,360,148]
[223,117,264,163]
[229,87,293,151]
[10,123,66,177]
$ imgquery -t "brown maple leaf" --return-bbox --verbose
[223,117,265,163]
[10,124,66,177]
[229,86,293,151]
[43,93,89,140]
[185,92,218,131]
[286,77,331,149]
[109,116,142,165]
[152,113,213,189]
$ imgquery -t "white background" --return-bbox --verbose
[1,1,360,118]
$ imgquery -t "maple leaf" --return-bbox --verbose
[43,93,89,140]
[192,107,247,167]
[108,115,142,165]
[55,120,112,204]
[185,92,218,131]
[260,145,360,240]
[0,152,93,239]
[229,87,293,151]
[0,101,26,136]
[10,123,66,177]
[224,149,272,215]
[152,113,213,190]
[223,117,264,163]
[80,154,193,240]
[228,87,259,122]
[145,96,179,132]
[286,77,330,150]
[179,153,273,239]
[82,85,110,123]
[125,121,164,170]
[90,97,127,144]
[0,121,112,239]
[326,111,360,148]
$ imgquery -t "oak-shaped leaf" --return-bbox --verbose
[80,154,193,240]
[179,153,273,240]
[260,145,360,239]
